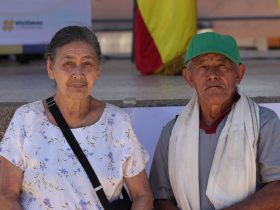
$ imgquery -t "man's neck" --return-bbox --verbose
[199,92,239,127]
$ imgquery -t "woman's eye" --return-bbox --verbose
[84,62,93,67]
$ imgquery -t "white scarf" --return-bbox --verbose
[168,93,260,210]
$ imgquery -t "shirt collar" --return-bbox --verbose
[199,92,240,134]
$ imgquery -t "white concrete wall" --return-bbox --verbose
[124,104,280,174]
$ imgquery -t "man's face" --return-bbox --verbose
[183,53,245,106]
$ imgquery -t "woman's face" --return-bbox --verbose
[47,41,100,100]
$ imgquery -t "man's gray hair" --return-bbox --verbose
[184,57,239,71]
[184,61,192,70]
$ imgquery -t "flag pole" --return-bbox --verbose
[131,0,137,62]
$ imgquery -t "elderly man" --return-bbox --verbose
[149,32,280,210]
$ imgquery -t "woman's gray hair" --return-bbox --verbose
[45,25,102,62]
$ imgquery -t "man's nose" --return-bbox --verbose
[206,67,220,80]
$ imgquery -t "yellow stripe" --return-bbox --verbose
[138,0,197,63]
[0,45,22,55]
[277,0,280,8]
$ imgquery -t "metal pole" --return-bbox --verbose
[131,0,137,62]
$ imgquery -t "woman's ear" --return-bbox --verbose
[96,64,101,80]
[47,57,55,80]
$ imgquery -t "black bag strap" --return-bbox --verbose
[46,96,110,209]
[121,187,130,199]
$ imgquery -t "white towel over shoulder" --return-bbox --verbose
[168,93,260,210]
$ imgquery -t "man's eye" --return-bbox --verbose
[217,64,228,70]
[197,66,207,71]
[64,62,73,66]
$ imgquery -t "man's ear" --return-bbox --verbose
[236,63,246,84]
[47,57,55,80]
[182,67,194,88]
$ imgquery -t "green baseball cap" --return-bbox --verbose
[184,32,241,65]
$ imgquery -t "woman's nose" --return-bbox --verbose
[71,65,84,78]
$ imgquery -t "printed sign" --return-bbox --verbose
[0,0,91,45]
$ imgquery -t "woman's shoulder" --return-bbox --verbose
[105,103,127,114]
[6,100,45,130]
[104,103,130,121]
[15,100,44,117]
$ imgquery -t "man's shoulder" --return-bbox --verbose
[156,116,178,147]
[259,105,280,126]
[164,116,178,133]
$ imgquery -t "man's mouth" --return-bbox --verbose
[205,84,223,90]
[69,83,87,88]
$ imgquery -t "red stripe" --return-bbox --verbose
[134,5,163,75]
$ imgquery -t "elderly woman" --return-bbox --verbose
[0,26,153,210]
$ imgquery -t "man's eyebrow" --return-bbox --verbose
[61,55,95,60]
[193,58,211,65]
[216,57,230,62]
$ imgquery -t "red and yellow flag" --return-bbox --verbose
[134,0,197,75]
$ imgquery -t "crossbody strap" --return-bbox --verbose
[46,96,110,209]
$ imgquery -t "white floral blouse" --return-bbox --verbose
[0,101,149,210]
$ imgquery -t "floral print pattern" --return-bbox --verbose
[0,101,149,210]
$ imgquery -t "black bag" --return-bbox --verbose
[109,199,132,210]
[108,187,131,209]
[46,97,132,210]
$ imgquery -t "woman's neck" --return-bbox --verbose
[54,94,92,127]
